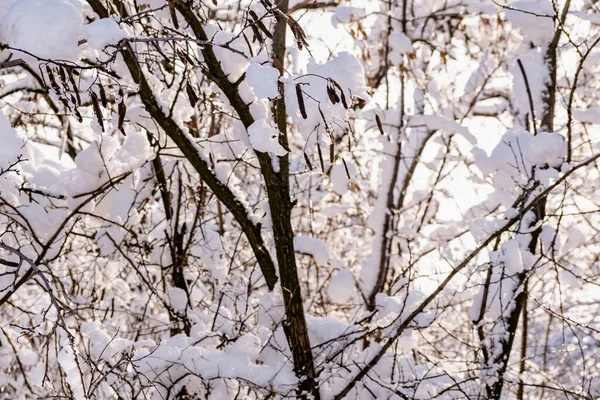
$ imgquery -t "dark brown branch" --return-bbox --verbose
[86,0,279,291]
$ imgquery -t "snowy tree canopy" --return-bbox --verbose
[1,0,600,399]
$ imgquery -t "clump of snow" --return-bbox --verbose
[306,315,360,347]
[387,32,413,64]
[168,287,188,312]
[485,128,566,189]
[247,119,288,156]
[306,51,369,100]
[227,333,261,362]
[469,218,505,243]
[504,0,555,45]
[294,235,330,266]
[328,269,355,304]
[561,225,585,254]
[83,17,128,49]
[375,290,426,330]
[408,114,477,144]
[1,0,83,61]
[331,6,366,28]
[524,132,566,167]
[67,130,154,196]
[81,322,133,361]
[258,291,284,328]
[500,239,525,274]
[573,108,600,124]
[388,32,413,54]
[17,348,38,367]
[289,52,368,138]
[132,333,298,394]
[246,63,280,100]
[472,147,495,177]
[204,24,249,83]
[540,224,559,253]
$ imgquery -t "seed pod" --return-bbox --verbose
[46,66,60,94]
[340,91,348,109]
[329,80,349,109]
[73,108,83,123]
[98,82,107,108]
[60,97,70,110]
[186,82,198,108]
[375,114,384,135]
[57,66,67,86]
[278,136,291,152]
[249,23,263,43]
[90,91,104,132]
[73,89,81,107]
[326,85,339,105]
[341,157,351,179]
[68,69,81,106]
[249,10,273,39]
[168,0,179,29]
[329,142,334,163]
[316,142,325,173]
[303,152,313,171]
[286,15,309,50]
[177,49,195,66]
[177,50,188,65]
[118,100,127,135]
[295,84,307,119]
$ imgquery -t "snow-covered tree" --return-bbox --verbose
[1,0,599,399]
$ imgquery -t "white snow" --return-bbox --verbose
[57,345,85,400]
[573,108,600,124]
[329,161,353,195]
[327,269,355,304]
[472,147,495,177]
[500,239,525,274]
[388,33,413,54]
[408,114,477,144]
[331,6,366,28]
[524,132,566,167]
[81,322,133,361]
[168,287,188,312]
[83,17,128,50]
[562,225,586,254]
[204,25,249,83]
[540,224,559,253]
[1,0,83,61]
[28,362,46,387]
[504,0,555,45]
[247,119,288,156]
[294,235,330,266]
[246,63,280,100]
[227,333,261,362]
